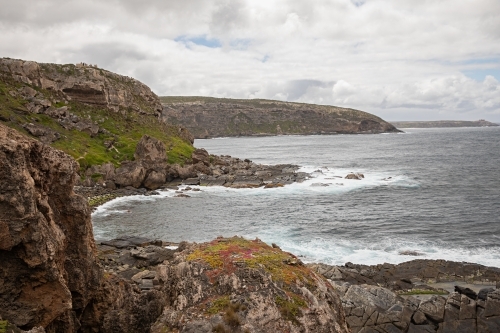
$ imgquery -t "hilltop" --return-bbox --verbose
[0,58,195,174]
[161,96,401,138]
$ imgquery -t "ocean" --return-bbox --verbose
[92,127,500,267]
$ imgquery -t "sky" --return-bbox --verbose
[1,0,500,122]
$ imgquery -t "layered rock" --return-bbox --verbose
[0,123,102,331]
[0,58,162,116]
[310,260,500,333]
[161,96,401,138]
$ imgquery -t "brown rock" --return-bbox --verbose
[0,123,102,330]
[191,148,210,166]
[134,135,167,164]
[114,161,146,188]
[143,170,166,190]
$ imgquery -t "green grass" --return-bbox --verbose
[398,289,449,295]
[0,77,194,174]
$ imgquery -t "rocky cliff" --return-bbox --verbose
[161,96,401,138]
[0,123,349,332]
[0,123,101,331]
[0,58,194,174]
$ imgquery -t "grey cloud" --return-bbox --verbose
[285,80,335,101]
[66,42,150,69]
[209,0,248,37]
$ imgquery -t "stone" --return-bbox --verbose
[114,161,146,188]
[183,177,200,185]
[191,148,210,166]
[345,173,363,180]
[454,286,477,300]
[143,170,166,190]
[437,319,476,333]
[419,296,446,323]
[484,289,500,317]
[478,288,495,301]
[134,135,167,164]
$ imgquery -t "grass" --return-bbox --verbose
[206,296,231,315]
[0,75,194,174]
[398,289,449,295]
[275,294,307,325]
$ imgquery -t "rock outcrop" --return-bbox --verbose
[97,236,350,333]
[161,96,401,138]
[0,58,162,116]
[0,57,195,178]
[0,123,102,331]
[0,124,349,332]
[309,260,500,333]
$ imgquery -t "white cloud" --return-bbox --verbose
[0,0,499,121]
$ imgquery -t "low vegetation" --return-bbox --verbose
[0,77,194,174]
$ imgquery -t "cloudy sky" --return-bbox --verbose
[1,0,500,121]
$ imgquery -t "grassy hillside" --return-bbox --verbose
[0,71,194,173]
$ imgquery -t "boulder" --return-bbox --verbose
[143,170,166,190]
[114,161,146,188]
[134,135,167,164]
[191,148,210,166]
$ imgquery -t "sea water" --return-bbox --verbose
[92,127,500,267]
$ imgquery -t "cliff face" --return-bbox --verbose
[0,123,102,331]
[0,58,162,116]
[161,96,401,138]
[0,58,194,173]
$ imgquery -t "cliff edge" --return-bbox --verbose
[161,96,401,138]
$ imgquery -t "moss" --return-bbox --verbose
[88,194,119,207]
[206,296,231,315]
[398,289,448,295]
[0,320,7,333]
[186,237,315,288]
[275,294,307,325]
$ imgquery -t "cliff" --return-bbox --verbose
[0,58,194,174]
[391,120,499,128]
[0,122,349,332]
[160,96,401,138]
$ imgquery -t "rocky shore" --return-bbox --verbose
[1,121,498,333]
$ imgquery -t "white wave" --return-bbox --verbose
[257,235,500,267]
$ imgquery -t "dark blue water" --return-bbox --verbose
[92,127,500,266]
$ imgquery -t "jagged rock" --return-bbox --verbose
[149,237,349,333]
[23,123,60,143]
[0,123,102,331]
[114,161,146,188]
[191,148,210,166]
[0,58,163,116]
[455,286,477,300]
[345,173,364,180]
[134,135,167,164]
[143,170,166,190]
